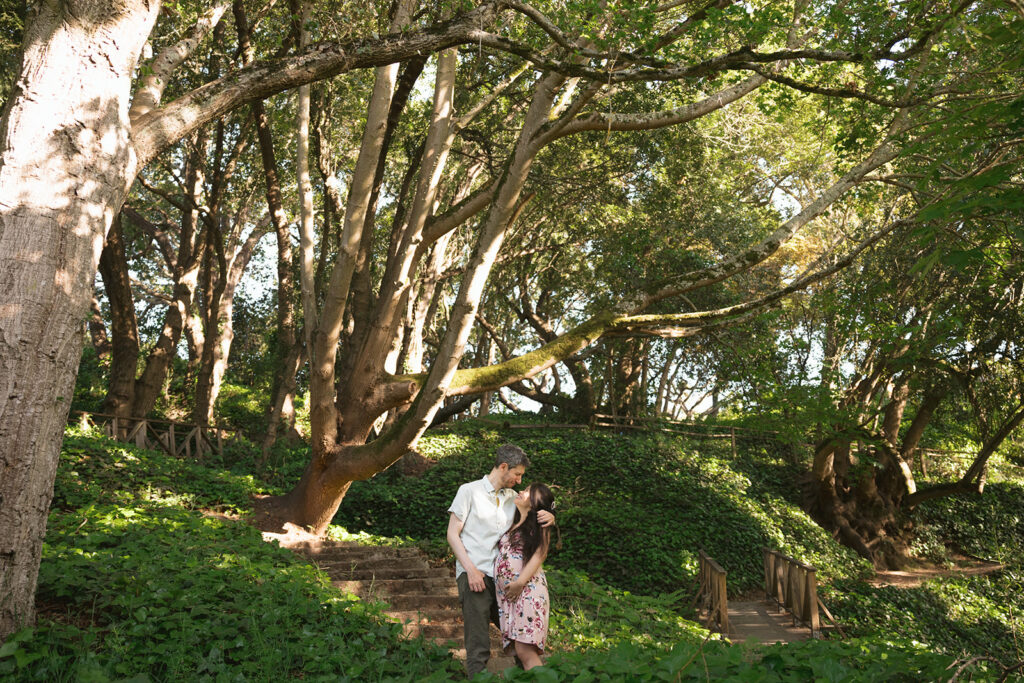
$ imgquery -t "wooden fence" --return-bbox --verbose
[72,410,234,459]
[697,550,730,634]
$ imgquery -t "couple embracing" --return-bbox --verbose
[446,444,559,678]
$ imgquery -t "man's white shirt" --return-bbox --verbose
[448,476,517,578]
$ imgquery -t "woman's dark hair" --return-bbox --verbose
[506,483,558,564]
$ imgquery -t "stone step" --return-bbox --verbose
[293,541,425,558]
[384,594,461,611]
[291,540,526,673]
[312,556,431,572]
[450,648,507,658]
[333,578,458,596]
[488,656,518,673]
[450,649,518,674]
[322,566,440,581]
[434,626,504,650]
[403,620,463,639]
[387,608,461,624]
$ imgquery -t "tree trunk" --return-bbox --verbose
[0,0,159,640]
[98,213,141,419]
[88,295,110,360]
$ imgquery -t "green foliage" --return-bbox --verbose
[3,430,461,681]
[70,347,108,415]
[336,425,869,595]
[823,572,1024,665]
[54,427,273,514]
[546,569,712,653]
[475,637,968,682]
[15,427,1016,679]
[3,501,460,681]
[821,482,1024,664]
[916,483,1024,565]
[216,382,273,439]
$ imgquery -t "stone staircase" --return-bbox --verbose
[292,541,516,674]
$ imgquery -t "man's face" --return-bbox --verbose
[500,464,526,489]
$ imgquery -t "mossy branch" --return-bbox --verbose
[389,311,618,397]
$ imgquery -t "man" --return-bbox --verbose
[446,444,553,677]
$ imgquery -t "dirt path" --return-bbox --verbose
[870,554,1004,588]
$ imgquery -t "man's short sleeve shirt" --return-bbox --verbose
[448,477,517,578]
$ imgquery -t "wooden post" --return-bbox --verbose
[133,419,147,449]
[806,567,820,637]
[168,423,176,455]
[763,548,771,602]
[730,427,737,459]
[111,416,119,440]
[920,451,928,478]
[718,570,729,633]
[217,428,223,455]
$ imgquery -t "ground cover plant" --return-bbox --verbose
[1,429,462,681]
[337,420,1024,673]
[481,638,973,682]
[2,426,1016,680]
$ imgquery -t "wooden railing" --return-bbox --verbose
[72,410,234,459]
[763,548,822,637]
[591,414,782,459]
[696,550,730,634]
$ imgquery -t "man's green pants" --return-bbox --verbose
[456,573,500,678]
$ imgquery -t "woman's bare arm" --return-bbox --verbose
[503,531,550,601]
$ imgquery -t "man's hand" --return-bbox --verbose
[537,509,556,527]
[466,566,487,592]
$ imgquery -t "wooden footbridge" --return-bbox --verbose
[696,548,843,644]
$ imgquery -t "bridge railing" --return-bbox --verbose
[697,549,730,634]
[72,410,234,459]
[763,548,822,637]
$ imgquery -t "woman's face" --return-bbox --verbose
[514,487,532,514]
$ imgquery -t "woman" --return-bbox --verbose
[493,483,558,670]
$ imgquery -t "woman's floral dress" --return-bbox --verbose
[493,531,549,653]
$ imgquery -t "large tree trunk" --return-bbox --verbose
[0,0,158,639]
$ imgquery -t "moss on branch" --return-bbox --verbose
[389,311,617,397]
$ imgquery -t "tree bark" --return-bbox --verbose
[98,213,141,419]
[0,0,159,639]
[87,295,110,360]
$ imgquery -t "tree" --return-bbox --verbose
[0,0,521,639]
[0,0,1007,638]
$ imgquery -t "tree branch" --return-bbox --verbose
[130,1,233,120]
[131,3,505,164]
